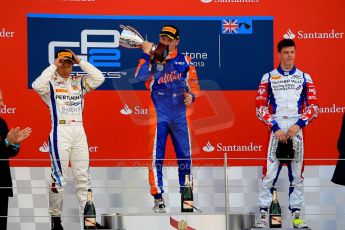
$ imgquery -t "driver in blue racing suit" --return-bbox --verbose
[135,25,200,213]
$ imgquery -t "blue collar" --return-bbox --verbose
[277,65,296,76]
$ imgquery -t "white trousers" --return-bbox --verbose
[48,125,91,216]
[258,117,304,211]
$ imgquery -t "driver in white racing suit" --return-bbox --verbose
[255,39,319,229]
[32,49,104,230]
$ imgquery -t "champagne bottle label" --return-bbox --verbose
[271,215,282,225]
[183,200,193,209]
[85,217,96,226]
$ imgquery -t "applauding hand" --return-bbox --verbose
[7,127,32,145]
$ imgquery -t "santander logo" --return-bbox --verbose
[39,142,99,153]
[0,104,16,114]
[39,142,50,152]
[283,28,344,40]
[202,141,215,152]
[283,29,296,39]
[0,28,15,38]
[318,104,345,113]
[120,104,133,115]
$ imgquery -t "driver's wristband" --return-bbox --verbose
[5,138,20,150]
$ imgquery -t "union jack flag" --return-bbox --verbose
[222,19,238,34]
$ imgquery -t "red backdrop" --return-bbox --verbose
[0,0,344,166]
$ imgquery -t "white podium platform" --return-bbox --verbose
[97,213,259,230]
[99,213,227,230]
[97,213,311,230]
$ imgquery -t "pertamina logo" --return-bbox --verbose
[283,28,344,40]
[202,141,262,152]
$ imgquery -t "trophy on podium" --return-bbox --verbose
[119,25,169,62]
[119,25,146,49]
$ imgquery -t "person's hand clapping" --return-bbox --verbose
[7,127,32,144]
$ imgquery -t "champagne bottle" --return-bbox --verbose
[84,189,96,229]
[181,174,193,212]
[269,187,282,228]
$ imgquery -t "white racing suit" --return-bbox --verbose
[32,60,104,216]
[255,65,319,211]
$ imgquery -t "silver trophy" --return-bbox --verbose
[119,25,157,51]
[119,25,170,62]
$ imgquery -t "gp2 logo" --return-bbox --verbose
[48,29,121,68]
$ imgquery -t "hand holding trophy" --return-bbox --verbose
[119,25,169,62]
